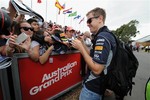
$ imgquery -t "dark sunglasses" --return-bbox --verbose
[87,16,99,24]
[20,27,34,31]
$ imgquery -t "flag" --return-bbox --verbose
[55,0,64,14]
[37,0,42,3]
[55,0,64,10]
[79,17,84,24]
[74,15,81,19]
[63,8,72,14]
[62,3,65,9]
[68,11,77,17]
[63,11,72,14]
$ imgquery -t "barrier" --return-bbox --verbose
[0,74,3,100]
[0,84,3,100]
[0,69,11,100]
[11,51,85,100]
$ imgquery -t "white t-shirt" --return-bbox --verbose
[30,41,47,56]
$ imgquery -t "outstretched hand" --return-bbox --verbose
[71,39,83,51]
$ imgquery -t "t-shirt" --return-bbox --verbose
[84,26,117,95]
[30,41,47,56]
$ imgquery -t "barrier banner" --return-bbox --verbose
[18,53,82,100]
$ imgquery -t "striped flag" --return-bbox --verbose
[63,11,72,14]
[63,8,72,14]
[62,3,66,9]
[79,17,84,24]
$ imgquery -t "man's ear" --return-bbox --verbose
[98,15,104,23]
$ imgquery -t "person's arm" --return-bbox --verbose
[28,45,40,62]
[72,39,104,75]
[0,46,5,55]
[7,1,17,21]
[81,41,90,54]
[0,45,14,56]
[6,45,15,56]
[38,45,54,64]
[6,35,17,56]
[15,14,25,22]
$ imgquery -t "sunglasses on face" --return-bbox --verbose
[20,27,34,31]
[87,16,99,24]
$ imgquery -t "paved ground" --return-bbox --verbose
[104,51,150,100]
[56,51,150,100]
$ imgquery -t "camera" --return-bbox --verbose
[15,32,28,44]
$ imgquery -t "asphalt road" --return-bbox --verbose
[104,51,150,100]
[56,51,150,100]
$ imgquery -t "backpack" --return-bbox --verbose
[92,26,139,97]
[105,32,139,97]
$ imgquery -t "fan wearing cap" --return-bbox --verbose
[51,29,69,54]
[63,26,77,49]
[65,26,76,40]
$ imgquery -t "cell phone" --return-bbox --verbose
[16,32,28,44]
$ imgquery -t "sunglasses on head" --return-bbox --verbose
[87,16,99,24]
[20,27,34,31]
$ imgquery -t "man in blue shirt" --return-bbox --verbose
[72,7,116,100]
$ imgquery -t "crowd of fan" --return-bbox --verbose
[0,1,92,64]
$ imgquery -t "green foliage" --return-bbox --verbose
[113,20,139,43]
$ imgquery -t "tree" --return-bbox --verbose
[113,20,139,43]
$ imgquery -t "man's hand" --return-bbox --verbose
[72,39,83,51]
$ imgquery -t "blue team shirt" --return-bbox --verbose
[85,26,117,95]
[92,32,116,65]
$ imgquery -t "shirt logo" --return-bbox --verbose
[95,46,103,51]
[94,54,100,60]
[96,43,104,45]
[96,39,105,42]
